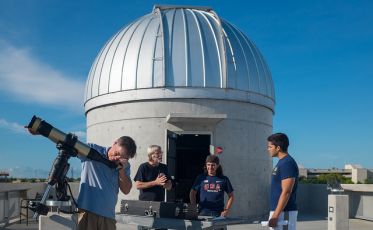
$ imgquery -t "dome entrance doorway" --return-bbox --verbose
[166,131,211,203]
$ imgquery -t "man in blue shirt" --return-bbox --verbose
[77,136,137,230]
[189,155,234,217]
[267,133,299,230]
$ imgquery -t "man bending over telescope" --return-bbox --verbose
[27,116,137,230]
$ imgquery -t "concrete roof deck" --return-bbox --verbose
[3,214,373,230]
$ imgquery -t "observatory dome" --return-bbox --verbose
[84,5,275,112]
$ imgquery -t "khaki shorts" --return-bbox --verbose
[78,209,116,230]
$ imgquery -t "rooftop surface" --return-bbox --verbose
[3,215,373,230]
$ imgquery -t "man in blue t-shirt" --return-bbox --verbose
[77,136,137,230]
[267,133,299,230]
[190,155,234,217]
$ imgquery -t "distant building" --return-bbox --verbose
[345,164,371,184]
[299,164,373,184]
[0,171,9,181]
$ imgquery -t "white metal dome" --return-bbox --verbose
[84,5,275,112]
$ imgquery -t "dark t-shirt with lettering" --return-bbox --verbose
[192,174,234,212]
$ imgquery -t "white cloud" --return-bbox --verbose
[0,40,85,111]
[0,117,87,140]
[0,118,27,134]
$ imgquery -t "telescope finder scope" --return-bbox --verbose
[27,115,119,169]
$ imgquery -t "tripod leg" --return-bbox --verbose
[32,184,52,219]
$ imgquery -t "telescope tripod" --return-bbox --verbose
[29,135,78,219]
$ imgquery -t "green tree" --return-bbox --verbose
[299,173,353,184]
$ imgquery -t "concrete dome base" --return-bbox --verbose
[86,98,272,219]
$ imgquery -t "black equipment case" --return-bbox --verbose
[120,200,198,220]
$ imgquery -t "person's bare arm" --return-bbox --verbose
[119,167,132,194]
[135,175,167,189]
[189,189,197,205]
[220,192,234,217]
[268,178,295,227]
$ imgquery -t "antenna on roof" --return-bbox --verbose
[153,4,213,12]
[327,178,344,194]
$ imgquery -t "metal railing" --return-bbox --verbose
[0,189,26,227]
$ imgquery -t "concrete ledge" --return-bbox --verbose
[39,213,77,230]
[355,215,373,222]
[166,113,227,124]
[341,184,373,192]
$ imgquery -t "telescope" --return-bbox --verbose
[27,115,121,218]
[27,115,119,169]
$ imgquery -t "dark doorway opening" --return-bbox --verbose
[167,132,210,203]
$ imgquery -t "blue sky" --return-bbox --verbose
[0,0,372,178]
